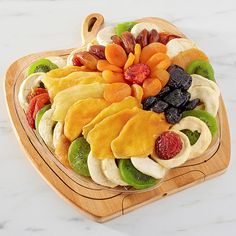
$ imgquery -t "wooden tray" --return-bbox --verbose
[4,13,231,222]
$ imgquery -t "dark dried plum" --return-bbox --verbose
[163,89,191,108]
[156,86,171,99]
[142,96,157,110]
[152,100,168,113]
[184,98,200,110]
[165,107,182,124]
[167,64,192,90]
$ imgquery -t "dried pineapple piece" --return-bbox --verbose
[82,96,141,138]
[64,98,110,141]
[111,111,170,157]
[87,108,140,159]
[52,83,106,122]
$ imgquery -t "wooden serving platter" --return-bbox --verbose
[4,14,231,222]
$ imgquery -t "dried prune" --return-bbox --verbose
[184,98,200,110]
[164,107,182,124]
[152,100,168,113]
[156,86,171,99]
[142,96,157,110]
[163,89,190,108]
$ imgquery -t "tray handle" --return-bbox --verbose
[82,13,104,45]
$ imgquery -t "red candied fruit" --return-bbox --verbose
[124,63,151,85]
[155,131,182,160]
[72,54,82,66]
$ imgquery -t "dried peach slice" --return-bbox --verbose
[105,44,127,67]
[140,43,167,64]
[172,48,209,70]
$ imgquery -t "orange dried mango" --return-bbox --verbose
[64,98,110,141]
[111,111,170,158]
[87,108,140,159]
[47,66,89,78]
[82,96,140,138]
[124,53,135,70]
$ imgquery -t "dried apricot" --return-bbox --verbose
[140,43,167,64]
[105,44,127,67]
[131,84,143,102]
[134,44,141,64]
[151,68,170,87]
[145,53,168,70]
[102,70,125,83]
[143,78,162,98]
[97,60,123,72]
[124,53,135,70]
[172,48,208,70]
[103,83,131,103]
[155,58,171,70]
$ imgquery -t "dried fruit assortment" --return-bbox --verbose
[18,18,220,190]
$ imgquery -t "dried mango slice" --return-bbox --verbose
[111,111,170,157]
[42,71,104,99]
[87,108,141,159]
[47,66,89,78]
[82,96,141,138]
[64,98,110,141]
[52,83,106,122]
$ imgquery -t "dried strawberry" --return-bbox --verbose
[26,93,50,129]
[124,63,151,85]
[27,88,47,102]
[155,131,182,160]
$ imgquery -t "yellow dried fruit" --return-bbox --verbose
[87,108,140,159]
[47,66,89,78]
[111,111,170,157]
[64,98,110,141]
[82,96,141,138]
[52,83,106,122]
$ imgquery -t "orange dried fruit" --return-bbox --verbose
[97,60,123,72]
[172,48,209,70]
[151,68,170,87]
[140,43,167,64]
[103,83,131,103]
[134,44,141,64]
[102,70,125,83]
[131,84,143,102]
[155,58,171,70]
[105,44,127,67]
[145,53,168,70]
[124,53,135,70]
[143,78,162,98]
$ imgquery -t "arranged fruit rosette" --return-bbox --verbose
[18,19,220,190]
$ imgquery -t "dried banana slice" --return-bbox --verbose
[101,159,128,186]
[38,109,56,149]
[153,130,191,168]
[166,38,200,58]
[97,26,116,46]
[18,72,45,111]
[188,85,219,116]
[131,157,167,179]
[53,121,63,149]
[172,116,212,159]
[87,152,117,188]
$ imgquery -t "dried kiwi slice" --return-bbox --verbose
[27,59,58,76]
[181,129,200,145]
[118,159,157,190]
[186,60,215,81]
[68,137,90,177]
[115,22,137,36]
[183,110,217,137]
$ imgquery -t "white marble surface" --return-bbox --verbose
[0,0,236,235]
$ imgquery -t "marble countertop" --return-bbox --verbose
[0,0,236,235]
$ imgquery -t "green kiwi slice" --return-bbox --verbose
[68,137,90,177]
[183,110,218,137]
[118,159,157,190]
[115,22,137,36]
[35,104,51,130]
[186,60,215,81]
[181,129,200,145]
[27,59,58,76]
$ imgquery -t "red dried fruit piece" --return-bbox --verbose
[27,88,47,102]
[89,45,105,59]
[26,93,50,129]
[159,33,180,45]
[124,63,151,85]
[155,131,182,160]
[72,54,83,66]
